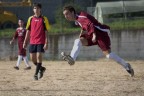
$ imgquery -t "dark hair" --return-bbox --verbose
[63,5,76,14]
[33,3,42,9]
[18,18,24,21]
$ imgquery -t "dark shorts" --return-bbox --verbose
[29,44,45,53]
[18,43,26,56]
[80,32,111,51]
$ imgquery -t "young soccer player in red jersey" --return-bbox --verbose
[23,3,50,80]
[10,19,31,70]
[61,6,134,77]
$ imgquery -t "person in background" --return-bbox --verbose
[10,19,31,70]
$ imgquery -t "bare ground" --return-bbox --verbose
[0,60,144,96]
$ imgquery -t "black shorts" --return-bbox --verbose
[29,44,45,53]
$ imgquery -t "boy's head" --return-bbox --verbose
[33,3,42,15]
[63,5,76,21]
[18,19,24,27]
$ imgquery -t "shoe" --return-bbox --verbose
[126,63,134,77]
[24,66,31,70]
[14,66,19,70]
[61,52,75,65]
[38,67,46,79]
[34,75,38,80]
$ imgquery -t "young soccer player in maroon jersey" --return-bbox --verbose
[10,19,31,70]
[61,6,134,77]
[23,3,50,80]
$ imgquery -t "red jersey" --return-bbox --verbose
[75,12,110,35]
[14,28,26,44]
[26,16,49,44]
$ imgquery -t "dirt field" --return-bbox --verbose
[0,60,144,96]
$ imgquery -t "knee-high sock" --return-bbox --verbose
[34,62,37,66]
[35,63,42,76]
[16,55,22,67]
[23,56,30,67]
[70,39,82,61]
[106,52,129,70]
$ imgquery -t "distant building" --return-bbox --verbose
[87,0,144,24]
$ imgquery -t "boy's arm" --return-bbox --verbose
[43,16,49,50]
[23,16,32,49]
[23,30,30,49]
[10,37,15,45]
[43,30,48,50]
[10,30,18,45]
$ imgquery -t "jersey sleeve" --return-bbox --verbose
[26,16,33,30]
[79,12,97,35]
[43,16,50,31]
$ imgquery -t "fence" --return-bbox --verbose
[0,0,144,60]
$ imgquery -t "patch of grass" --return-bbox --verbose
[1,18,144,38]
[0,29,15,38]
[108,19,144,30]
[49,27,80,34]
[0,27,80,38]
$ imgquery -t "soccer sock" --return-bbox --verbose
[16,55,23,67]
[106,52,129,70]
[70,39,82,61]
[23,56,31,67]
[35,63,42,76]
[34,62,37,66]
[34,62,43,70]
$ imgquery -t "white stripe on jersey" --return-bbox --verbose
[75,21,82,27]
[94,25,110,33]
[76,14,110,33]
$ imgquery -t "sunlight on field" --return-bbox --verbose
[0,60,144,96]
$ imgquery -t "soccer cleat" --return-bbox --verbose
[24,66,31,70]
[38,67,46,79]
[126,63,134,77]
[34,75,38,80]
[61,52,75,65]
[14,66,19,70]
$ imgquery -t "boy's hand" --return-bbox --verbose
[10,40,13,45]
[23,43,27,49]
[79,30,86,38]
[92,32,96,43]
[43,44,48,50]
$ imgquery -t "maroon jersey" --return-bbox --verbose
[75,12,111,51]
[14,28,26,56]
[75,12,110,35]
[14,28,26,44]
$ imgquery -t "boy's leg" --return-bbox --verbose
[31,52,44,80]
[61,38,86,65]
[14,55,22,70]
[70,39,82,61]
[97,32,134,77]
[30,53,39,80]
[106,52,134,77]
[36,52,46,79]
[23,56,31,70]
[36,52,42,76]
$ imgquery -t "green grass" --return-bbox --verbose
[108,19,144,30]
[0,27,80,38]
[1,19,144,38]
[0,29,15,38]
[49,27,80,34]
